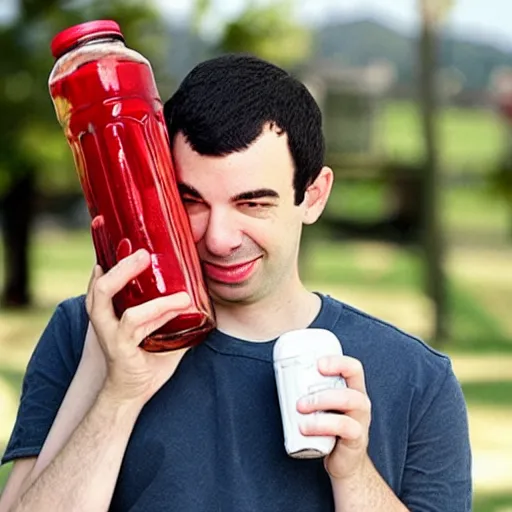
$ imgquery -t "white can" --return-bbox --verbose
[273,328,346,459]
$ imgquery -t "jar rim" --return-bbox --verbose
[51,20,124,59]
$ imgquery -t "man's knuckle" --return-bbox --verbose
[337,415,349,435]
[131,322,149,342]
[94,277,111,297]
[121,309,137,330]
[349,358,363,376]
[123,308,135,322]
[353,421,363,439]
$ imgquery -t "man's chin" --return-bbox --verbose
[208,281,261,306]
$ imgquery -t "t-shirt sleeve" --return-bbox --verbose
[1,297,88,465]
[400,361,472,512]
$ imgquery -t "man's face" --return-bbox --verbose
[172,126,314,306]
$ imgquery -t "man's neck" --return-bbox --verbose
[212,284,322,342]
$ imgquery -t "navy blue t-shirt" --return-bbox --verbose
[2,294,472,511]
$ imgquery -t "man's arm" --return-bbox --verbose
[330,456,408,512]
[9,251,192,511]
[399,366,472,511]
[0,324,106,512]
[0,459,36,512]
[24,323,106,488]
[12,388,140,512]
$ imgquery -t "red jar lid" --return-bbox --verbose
[51,20,123,59]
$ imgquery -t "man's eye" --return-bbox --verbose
[242,202,268,209]
[181,196,202,204]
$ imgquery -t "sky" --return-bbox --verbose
[1,0,512,49]
[154,0,512,49]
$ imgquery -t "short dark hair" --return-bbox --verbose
[163,54,325,205]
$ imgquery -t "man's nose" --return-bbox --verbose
[203,209,242,258]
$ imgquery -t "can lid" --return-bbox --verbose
[51,20,123,59]
[273,328,343,361]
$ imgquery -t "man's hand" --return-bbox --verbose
[86,248,192,409]
[297,357,409,511]
[296,355,372,481]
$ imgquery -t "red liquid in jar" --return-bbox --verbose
[50,56,214,351]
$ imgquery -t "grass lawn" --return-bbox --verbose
[382,100,506,173]
[337,100,512,246]
[326,178,511,243]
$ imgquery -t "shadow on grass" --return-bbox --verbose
[447,336,512,354]
[0,368,26,493]
[0,366,24,399]
[0,366,24,473]
[305,242,512,354]
[462,381,512,408]
[447,283,512,354]
[0,461,12,491]
[0,304,59,355]
[474,490,512,512]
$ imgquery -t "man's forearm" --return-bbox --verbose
[331,456,409,512]
[13,389,141,512]
[23,328,107,494]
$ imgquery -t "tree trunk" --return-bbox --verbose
[1,168,36,308]
[418,17,448,345]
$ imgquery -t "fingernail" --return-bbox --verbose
[297,396,309,409]
[299,394,318,407]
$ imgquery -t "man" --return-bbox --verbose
[0,54,471,511]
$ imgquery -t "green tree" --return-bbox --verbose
[0,0,169,307]
[219,1,311,69]
[192,0,311,69]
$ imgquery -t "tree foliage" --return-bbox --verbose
[0,0,169,196]
[191,0,311,70]
[219,1,311,69]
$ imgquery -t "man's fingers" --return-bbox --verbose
[91,249,151,317]
[297,388,371,422]
[299,412,363,443]
[118,292,191,345]
[317,355,367,395]
[86,265,103,315]
[135,308,190,346]
[87,250,191,350]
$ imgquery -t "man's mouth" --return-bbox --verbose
[202,257,262,285]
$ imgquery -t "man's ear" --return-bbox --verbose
[302,166,334,225]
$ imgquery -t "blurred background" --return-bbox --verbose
[0,0,510,509]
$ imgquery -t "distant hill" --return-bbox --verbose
[164,18,512,93]
[313,19,512,92]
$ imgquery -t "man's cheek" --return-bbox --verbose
[187,214,209,244]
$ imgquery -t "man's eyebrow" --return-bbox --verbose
[177,184,279,202]
[177,183,202,199]
[232,189,280,202]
